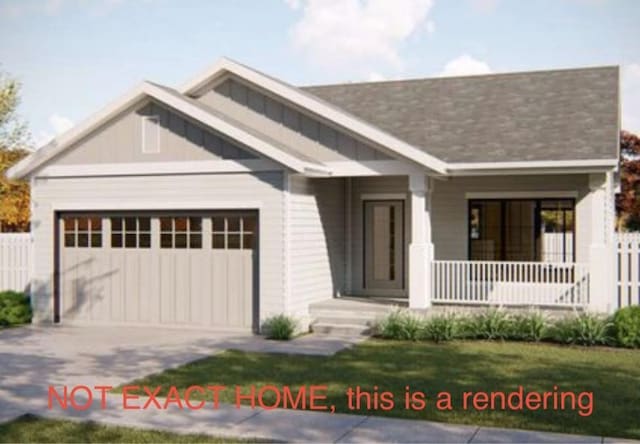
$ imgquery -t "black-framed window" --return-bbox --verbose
[468,199,575,262]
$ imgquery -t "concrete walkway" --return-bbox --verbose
[21,393,634,443]
[1,326,636,443]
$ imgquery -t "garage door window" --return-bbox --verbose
[160,217,202,249]
[111,217,151,248]
[64,216,102,248]
[212,215,255,250]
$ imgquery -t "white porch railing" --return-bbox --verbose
[0,233,31,293]
[432,260,589,307]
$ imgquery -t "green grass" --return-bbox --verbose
[0,415,256,443]
[119,340,640,440]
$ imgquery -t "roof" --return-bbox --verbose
[303,66,620,163]
[8,60,619,180]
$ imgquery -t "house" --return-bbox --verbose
[7,58,619,333]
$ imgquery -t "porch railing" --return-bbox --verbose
[431,260,589,307]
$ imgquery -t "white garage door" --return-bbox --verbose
[56,211,257,330]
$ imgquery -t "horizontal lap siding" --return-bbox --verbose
[288,176,345,315]
[30,172,284,323]
[431,175,591,262]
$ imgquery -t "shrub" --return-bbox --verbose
[551,312,612,346]
[262,314,297,340]
[612,306,640,348]
[375,309,425,341]
[509,311,548,342]
[467,308,512,340]
[0,291,32,327]
[423,314,460,343]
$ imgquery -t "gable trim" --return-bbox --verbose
[8,82,325,180]
[181,58,449,175]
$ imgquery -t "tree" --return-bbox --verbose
[0,71,31,232]
[616,130,640,231]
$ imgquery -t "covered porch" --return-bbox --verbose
[299,170,615,313]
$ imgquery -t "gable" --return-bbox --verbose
[196,76,392,163]
[52,100,258,166]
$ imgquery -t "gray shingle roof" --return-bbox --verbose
[302,66,619,163]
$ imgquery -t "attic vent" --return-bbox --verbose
[141,115,160,154]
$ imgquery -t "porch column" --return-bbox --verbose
[408,173,433,309]
[588,172,615,313]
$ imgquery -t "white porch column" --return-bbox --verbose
[408,173,433,309]
[588,172,615,313]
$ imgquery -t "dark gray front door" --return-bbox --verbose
[364,200,404,290]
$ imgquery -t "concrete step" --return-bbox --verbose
[311,322,373,336]
[309,309,390,322]
[312,314,380,326]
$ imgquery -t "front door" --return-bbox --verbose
[364,200,404,290]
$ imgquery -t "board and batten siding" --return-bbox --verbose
[30,172,285,324]
[52,100,257,165]
[288,176,346,316]
[350,176,410,296]
[431,174,592,263]
[199,77,391,162]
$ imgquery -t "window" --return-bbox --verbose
[141,115,160,154]
[160,217,202,249]
[63,216,102,248]
[211,215,256,250]
[111,217,151,248]
[468,199,575,262]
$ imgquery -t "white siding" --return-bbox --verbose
[431,175,592,262]
[30,172,284,324]
[288,176,345,316]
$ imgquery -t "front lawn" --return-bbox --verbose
[120,340,640,440]
[0,415,255,443]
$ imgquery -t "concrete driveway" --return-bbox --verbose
[0,324,257,421]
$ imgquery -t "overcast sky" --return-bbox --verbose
[1,0,639,147]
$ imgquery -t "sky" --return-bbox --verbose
[0,0,639,148]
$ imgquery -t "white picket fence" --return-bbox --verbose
[0,233,31,293]
[616,232,640,308]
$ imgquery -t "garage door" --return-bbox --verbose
[55,211,258,330]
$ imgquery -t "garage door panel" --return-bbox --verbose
[124,252,140,322]
[160,253,175,324]
[174,252,190,324]
[189,251,207,326]
[109,252,125,322]
[89,253,110,322]
[211,251,228,327]
[58,211,257,330]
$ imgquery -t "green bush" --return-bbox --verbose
[262,314,297,340]
[550,312,612,346]
[509,311,548,342]
[612,306,640,348]
[423,314,461,343]
[467,308,512,340]
[0,291,32,327]
[375,309,425,341]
